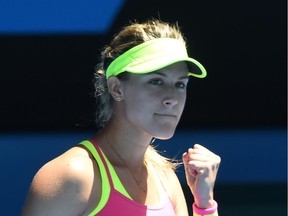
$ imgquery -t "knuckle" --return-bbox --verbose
[216,155,221,163]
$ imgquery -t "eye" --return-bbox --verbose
[175,81,187,89]
[149,79,163,85]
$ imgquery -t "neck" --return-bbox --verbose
[97,128,150,194]
[97,119,153,167]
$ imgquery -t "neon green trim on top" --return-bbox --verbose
[106,38,207,79]
[80,140,132,216]
[80,140,109,215]
[193,212,218,216]
[104,151,132,199]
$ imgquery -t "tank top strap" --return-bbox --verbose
[87,139,115,189]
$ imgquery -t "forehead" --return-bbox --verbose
[132,62,189,78]
[143,62,190,80]
[156,62,189,76]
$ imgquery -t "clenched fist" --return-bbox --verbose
[182,144,221,209]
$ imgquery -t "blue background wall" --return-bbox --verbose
[1,130,286,215]
[0,0,286,215]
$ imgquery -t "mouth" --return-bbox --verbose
[154,113,177,118]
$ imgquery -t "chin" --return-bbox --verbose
[153,129,176,140]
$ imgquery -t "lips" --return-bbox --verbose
[154,113,177,118]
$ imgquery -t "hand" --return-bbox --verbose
[182,144,221,209]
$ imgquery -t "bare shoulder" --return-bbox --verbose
[22,146,98,216]
[33,146,94,196]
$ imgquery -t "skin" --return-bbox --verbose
[21,62,221,216]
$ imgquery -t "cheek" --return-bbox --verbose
[124,85,157,107]
[173,91,187,113]
[180,94,187,111]
[123,89,152,114]
[128,94,156,116]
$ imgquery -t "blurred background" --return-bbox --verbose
[0,0,286,215]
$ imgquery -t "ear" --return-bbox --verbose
[107,77,124,101]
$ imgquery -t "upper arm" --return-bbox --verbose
[21,149,95,216]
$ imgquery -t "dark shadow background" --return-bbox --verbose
[1,0,286,131]
[0,0,286,215]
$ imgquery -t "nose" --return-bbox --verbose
[162,85,180,107]
[163,97,178,107]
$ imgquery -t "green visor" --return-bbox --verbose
[106,38,207,79]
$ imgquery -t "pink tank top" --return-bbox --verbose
[82,139,176,216]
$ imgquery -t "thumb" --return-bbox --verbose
[182,152,198,179]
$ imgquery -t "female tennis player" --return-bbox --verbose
[22,19,221,216]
